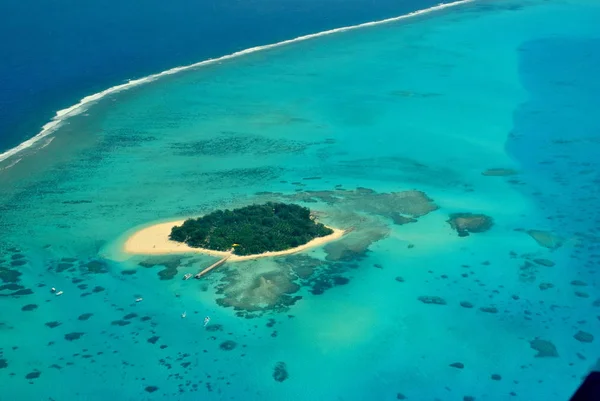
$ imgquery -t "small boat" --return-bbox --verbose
[203,316,210,327]
[135,297,143,302]
[55,291,64,296]
[183,273,192,280]
[51,287,56,293]
[181,311,187,318]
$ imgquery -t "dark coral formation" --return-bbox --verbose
[533,258,555,267]
[447,213,493,237]
[308,274,349,295]
[450,362,464,369]
[56,263,73,273]
[64,332,84,341]
[171,133,311,157]
[460,301,474,308]
[21,304,38,311]
[78,313,93,321]
[205,324,223,332]
[145,386,159,393]
[219,340,237,351]
[518,260,538,283]
[418,296,447,305]
[0,265,22,283]
[574,331,594,343]
[121,269,136,275]
[481,168,518,176]
[25,370,41,380]
[529,338,558,357]
[139,256,185,280]
[85,260,109,274]
[273,362,289,382]
[390,214,418,225]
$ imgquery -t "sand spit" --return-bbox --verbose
[123,220,345,262]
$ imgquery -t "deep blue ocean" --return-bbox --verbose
[0,0,438,154]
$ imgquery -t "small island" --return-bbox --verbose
[170,203,333,256]
[122,202,344,262]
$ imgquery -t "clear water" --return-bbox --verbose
[1,0,599,400]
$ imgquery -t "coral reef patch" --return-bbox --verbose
[447,213,493,237]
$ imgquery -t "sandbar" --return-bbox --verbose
[123,220,345,262]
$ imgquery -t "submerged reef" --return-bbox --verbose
[273,362,289,382]
[574,331,594,343]
[208,187,438,317]
[216,264,302,317]
[524,229,564,250]
[481,168,518,176]
[447,213,493,237]
[280,188,438,221]
[139,256,186,280]
[529,338,559,357]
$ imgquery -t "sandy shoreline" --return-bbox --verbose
[123,220,345,262]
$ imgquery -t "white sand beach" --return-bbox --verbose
[123,220,345,262]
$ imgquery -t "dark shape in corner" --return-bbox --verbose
[570,372,600,401]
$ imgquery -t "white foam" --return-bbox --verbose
[0,0,474,164]
[39,136,55,150]
[0,157,22,171]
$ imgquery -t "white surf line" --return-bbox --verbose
[0,0,474,164]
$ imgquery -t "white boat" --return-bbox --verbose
[181,311,187,318]
[183,273,192,280]
[135,297,143,302]
[51,287,56,293]
[203,316,210,327]
[55,291,63,296]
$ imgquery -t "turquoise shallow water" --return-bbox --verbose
[1,0,600,400]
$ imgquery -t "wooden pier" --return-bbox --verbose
[195,253,232,279]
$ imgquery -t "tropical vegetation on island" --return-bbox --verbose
[169,202,333,256]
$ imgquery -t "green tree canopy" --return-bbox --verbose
[169,202,333,256]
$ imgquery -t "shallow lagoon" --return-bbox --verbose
[1,0,600,400]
